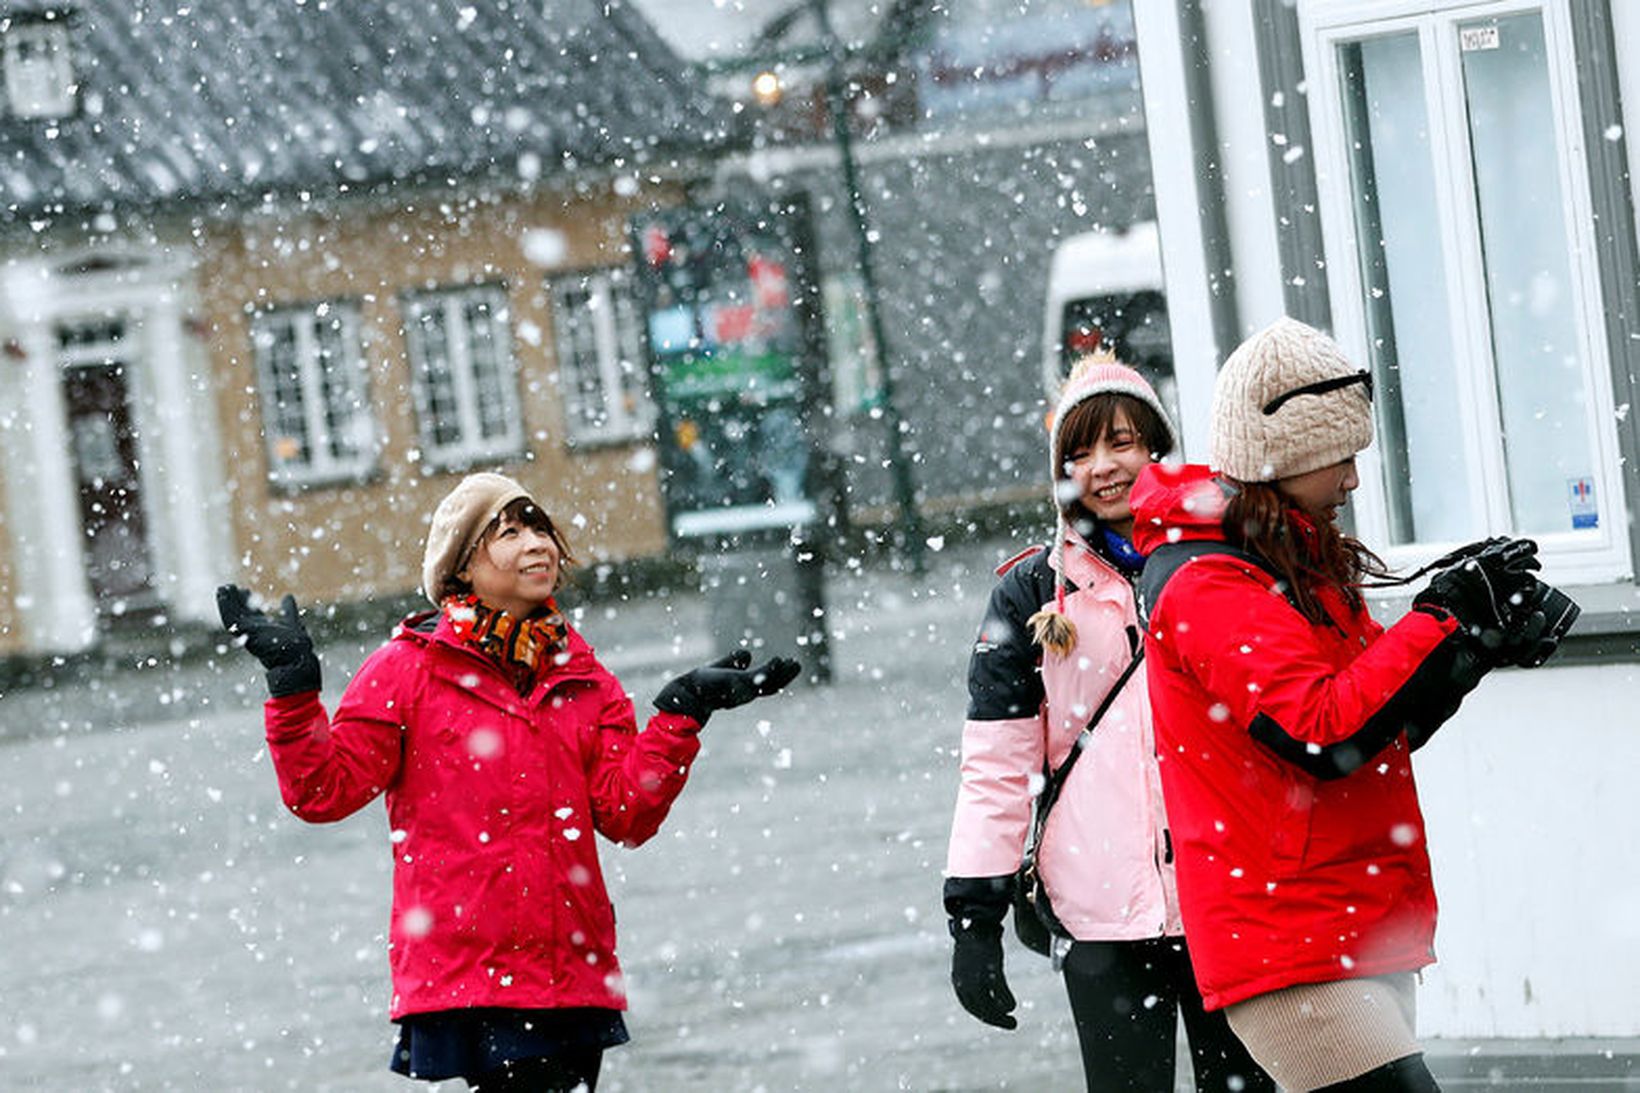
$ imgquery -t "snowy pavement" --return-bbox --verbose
[0,537,1089,1091]
[1,537,1635,1090]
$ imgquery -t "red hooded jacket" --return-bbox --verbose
[262,611,702,1019]
[1130,463,1475,1011]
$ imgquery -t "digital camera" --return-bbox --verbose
[1423,537,1580,668]
[1501,571,1581,668]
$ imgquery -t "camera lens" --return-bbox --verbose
[1511,582,1580,668]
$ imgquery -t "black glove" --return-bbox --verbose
[1496,599,1556,668]
[216,585,321,698]
[654,649,802,725]
[949,921,1018,1030]
[1412,538,1541,660]
[1473,536,1543,601]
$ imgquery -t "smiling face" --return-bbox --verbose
[1277,456,1361,523]
[1061,404,1154,540]
[459,505,563,618]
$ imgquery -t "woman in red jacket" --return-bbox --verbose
[218,472,798,1092]
[1130,318,1548,1091]
[944,353,1272,1091]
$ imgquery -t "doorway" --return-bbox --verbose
[57,318,156,618]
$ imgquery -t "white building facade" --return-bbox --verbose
[1141,0,1640,1050]
[1134,0,1640,1045]
[0,250,234,651]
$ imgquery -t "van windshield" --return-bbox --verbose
[1057,289,1171,382]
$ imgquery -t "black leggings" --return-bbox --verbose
[1062,937,1274,1093]
[1316,1053,1441,1092]
[465,1047,603,1092]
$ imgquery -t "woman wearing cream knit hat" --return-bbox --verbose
[216,472,798,1091]
[944,350,1272,1091]
[1128,318,1542,1091]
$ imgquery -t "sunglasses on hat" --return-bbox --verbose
[1262,370,1374,416]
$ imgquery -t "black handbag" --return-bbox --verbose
[1013,647,1145,956]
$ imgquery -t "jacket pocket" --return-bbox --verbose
[1270,772,1314,868]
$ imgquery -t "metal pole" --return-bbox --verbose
[810,0,925,575]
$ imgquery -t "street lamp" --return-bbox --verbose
[805,0,926,575]
[750,68,784,107]
[739,2,927,574]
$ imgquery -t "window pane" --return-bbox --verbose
[611,278,653,430]
[405,287,520,462]
[4,23,74,119]
[252,304,373,484]
[576,284,611,431]
[465,296,512,440]
[412,307,462,447]
[315,313,365,461]
[1459,13,1599,534]
[1339,32,1482,543]
[261,319,310,468]
[557,281,608,433]
[551,273,653,441]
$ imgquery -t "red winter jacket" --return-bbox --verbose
[263,611,702,1019]
[1130,464,1476,1011]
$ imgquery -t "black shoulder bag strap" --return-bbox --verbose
[1015,638,1146,960]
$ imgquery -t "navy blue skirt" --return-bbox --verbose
[389,1006,629,1082]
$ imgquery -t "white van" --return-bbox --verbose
[1043,221,1180,430]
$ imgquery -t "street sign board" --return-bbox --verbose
[630,193,827,544]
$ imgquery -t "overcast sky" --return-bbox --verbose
[628,0,764,58]
[627,0,889,60]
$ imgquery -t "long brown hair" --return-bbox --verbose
[1221,480,1389,624]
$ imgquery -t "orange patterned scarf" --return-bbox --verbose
[443,595,569,694]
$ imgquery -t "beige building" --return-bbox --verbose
[0,0,738,649]
[0,1,727,656]
[199,191,677,608]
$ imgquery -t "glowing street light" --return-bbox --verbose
[751,68,783,107]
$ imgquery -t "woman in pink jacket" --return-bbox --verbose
[218,472,798,1093]
[943,354,1271,1091]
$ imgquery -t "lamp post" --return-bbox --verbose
[759,0,926,574]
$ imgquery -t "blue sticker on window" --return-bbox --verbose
[1568,476,1598,530]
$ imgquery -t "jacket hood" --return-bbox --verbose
[1130,463,1235,556]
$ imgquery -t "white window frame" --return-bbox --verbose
[548,269,655,445]
[1301,0,1631,586]
[402,284,525,470]
[4,17,75,120]
[251,302,377,489]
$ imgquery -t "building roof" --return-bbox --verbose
[0,0,733,221]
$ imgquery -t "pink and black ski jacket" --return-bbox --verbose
[945,527,1182,941]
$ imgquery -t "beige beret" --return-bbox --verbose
[1209,317,1374,481]
[421,472,534,606]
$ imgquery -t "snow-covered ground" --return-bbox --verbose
[0,538,1089,1090]
[2,536,1636,1089]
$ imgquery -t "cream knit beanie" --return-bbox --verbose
[421,472,535,606]
[1209,317,1374,481]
